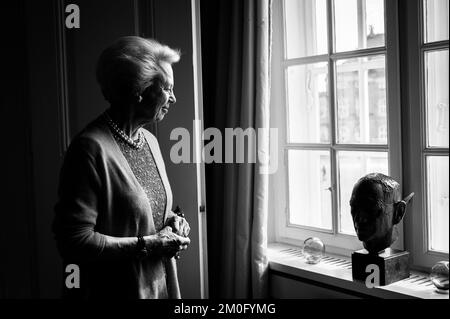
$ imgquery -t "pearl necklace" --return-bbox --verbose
[104,112,145,150]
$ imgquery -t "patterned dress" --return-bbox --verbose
[115,133,167,231]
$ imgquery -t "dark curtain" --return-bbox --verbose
[201,0,272,298]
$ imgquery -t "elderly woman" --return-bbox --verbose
[53,36,190,299]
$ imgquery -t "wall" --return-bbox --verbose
[1,0,39,298]
[270,273,362,299]
[65,0,137,136]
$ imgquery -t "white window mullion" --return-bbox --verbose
[357,0,367,49]
[327,0,339,236]
[359,59,370,143]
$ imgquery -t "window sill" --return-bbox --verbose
[268,242,449,299]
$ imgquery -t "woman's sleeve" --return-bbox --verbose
[52,137,108,263]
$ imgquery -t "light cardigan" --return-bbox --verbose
[53,115,180,299]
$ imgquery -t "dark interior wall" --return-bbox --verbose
[1,0,38,298]
[65,0,137,137]
[25,0,73,298]
[1,0,64,298]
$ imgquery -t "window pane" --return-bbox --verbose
[284,0,328,58]
[424,0,449,43]
[287,62,330,143]
[288,150,332,230]
[338,151,388,235]
[427,156,449,253]
[336,55,387,144]
[334,0,385,52]
[425,50,449,148]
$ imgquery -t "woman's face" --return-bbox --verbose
[138,61,176,123]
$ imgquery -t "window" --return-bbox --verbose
[270,0,401,254]
[403,0,449,269]
[270,0,449,268]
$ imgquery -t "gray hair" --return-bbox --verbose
[96,36,180,104]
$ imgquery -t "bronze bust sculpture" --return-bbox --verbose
[350,173,414,254]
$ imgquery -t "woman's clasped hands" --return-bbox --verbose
[145,212,191,259]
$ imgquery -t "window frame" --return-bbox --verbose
[402,0,449,270]
[269,0,404,256]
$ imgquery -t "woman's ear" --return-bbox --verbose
[142,80,161,98]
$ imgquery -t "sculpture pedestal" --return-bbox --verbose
[352,248,410,286]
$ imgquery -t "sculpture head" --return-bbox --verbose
[350,173,414,254]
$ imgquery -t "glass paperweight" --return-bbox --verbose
[430,261,449,294]
[302,237,325,264]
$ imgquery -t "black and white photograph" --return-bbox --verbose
[1,0,449,308]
